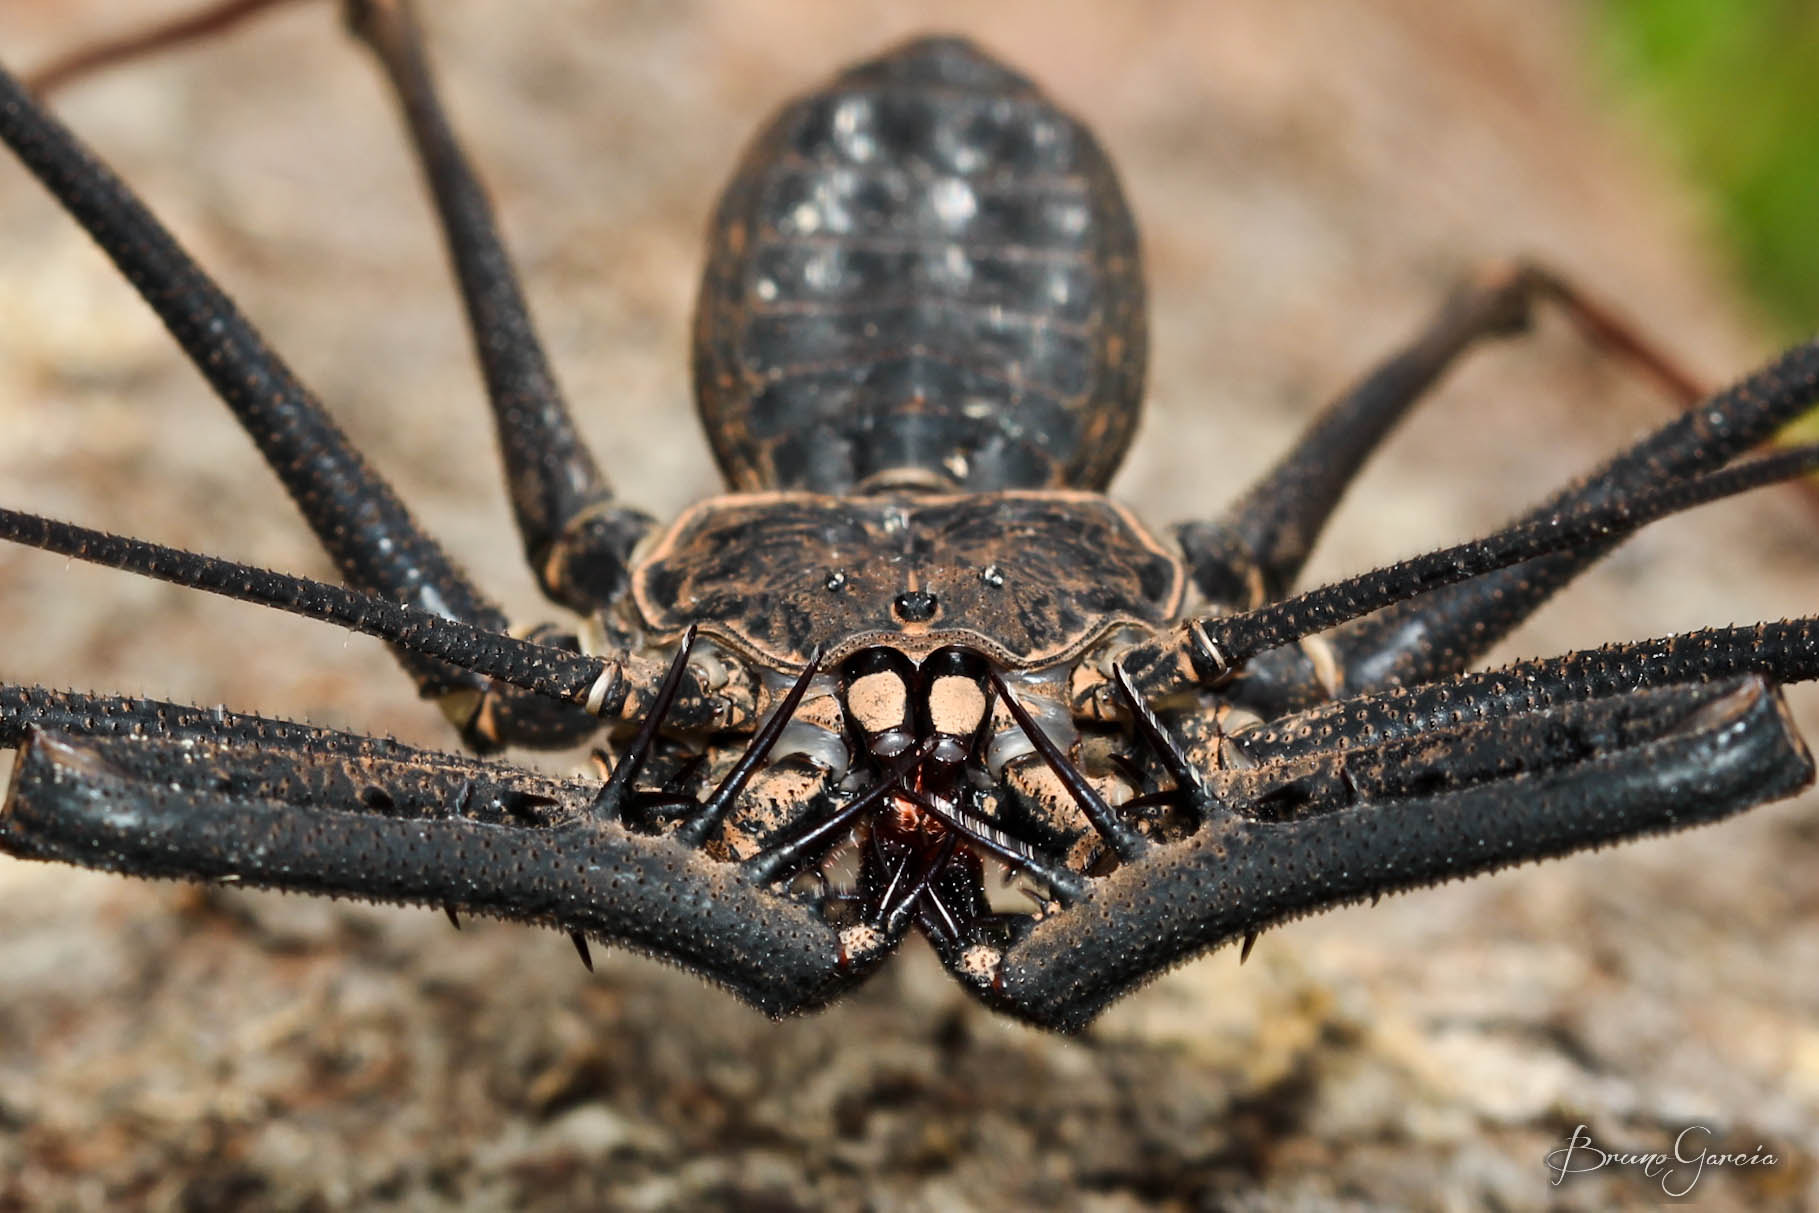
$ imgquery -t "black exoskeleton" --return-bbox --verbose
[4,3,1819,1032]
[694,36,1145,495]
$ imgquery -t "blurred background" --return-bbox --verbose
[1598,0,1819,340]
[1,2,1816,1209]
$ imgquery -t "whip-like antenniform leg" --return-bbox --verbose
[7,16,1818,1036]
[1122,338,1819,713]
[0,60,499,700]
[346,0,654,617]
[1177,261,1704,609]
[22,0,304,95]
[0,15,710,748]
[1323,339,1819,692]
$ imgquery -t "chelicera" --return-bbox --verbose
[4,2,1819,1032]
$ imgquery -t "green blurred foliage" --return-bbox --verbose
[1597,0,1819,336]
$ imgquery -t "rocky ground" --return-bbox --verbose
[1,1,1816,1209]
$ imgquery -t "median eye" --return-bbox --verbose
[891,589,939,622]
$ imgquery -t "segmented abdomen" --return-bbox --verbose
[693,36,1146,494]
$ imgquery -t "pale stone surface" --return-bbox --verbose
[1,1,1816,1209]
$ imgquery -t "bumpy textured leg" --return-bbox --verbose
[964,668,1811,1030]
[0,682,866,1017]
[1118,338,1819,717]
[0,685,445,757]
[4,12,669,749]
[346,0,654,615]
[0,511,741,732]
[1113,438,1819,711]
[1176,261,1703,608]
[1327,338,1819,692]
[0,60,499,699]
